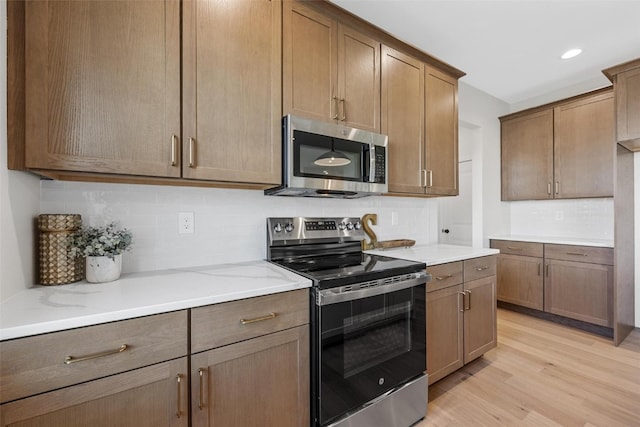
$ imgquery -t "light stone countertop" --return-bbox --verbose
[366,243,499,266]
[488,235,614,248]
[0,261,311,341]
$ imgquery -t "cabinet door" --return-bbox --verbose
[283,1,337,122]
[183,0,281,184]
[382,46,425,194]
[615,66,640,143]
[496,254,544,310]
[191,326,309,427]
[337,25,380,132]
[425,66,458,196]
[24,0,181,177]
[501,109,554,200]
[0,358,188,427]
[427,284,464,385]
[544,259,613,327]
[463,276,497,364]
[554,92,614,198]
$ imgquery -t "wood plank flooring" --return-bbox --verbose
[417,308,640,426]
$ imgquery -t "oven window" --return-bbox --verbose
[318,285,426,426]
[293,130,363,181]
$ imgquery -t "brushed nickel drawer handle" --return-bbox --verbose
[506,246,522,251]
[566,252,588,257]
[465,290,472,310]
[428,170,433,188]
[240,312,277,325]
[435,274,453,280]
[198,368,206,410]
[475,266,489,271]
[189,137,196,168]
[332,96,339,120]
[171,135,179,166]
[64,344,128,365]
[176,374,183,418]
[458,291,465,312]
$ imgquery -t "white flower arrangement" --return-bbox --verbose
[69,222,133,259]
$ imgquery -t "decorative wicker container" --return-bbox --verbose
[38,214,84,285]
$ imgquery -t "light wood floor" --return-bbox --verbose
[417,308,640,427]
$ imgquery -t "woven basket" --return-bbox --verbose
[38,214,84,285]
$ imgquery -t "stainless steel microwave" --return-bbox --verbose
[265,115,388,198]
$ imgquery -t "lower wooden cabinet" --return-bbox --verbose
[191,326,309,427]
[0,357,189,427]
[491,239,614,329]
[545,259,613,327]
[496,253,544,310]
[426,256,497,385]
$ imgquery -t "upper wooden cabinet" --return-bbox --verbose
[382,49,460,197]
[182,0,281,184]
[23,0,182,178]
[603,58,640,151]
[13,0,281,187]
[500,88,614,201]
[501,109,554,200]
[425,66,459,196]
[382,46,425,194]
[283,1,380,132]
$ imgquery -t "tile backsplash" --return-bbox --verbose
[41,181,439,273]
[509,198,614,241]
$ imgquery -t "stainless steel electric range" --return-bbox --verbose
[267,217,430,427]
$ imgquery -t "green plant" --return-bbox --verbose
[69,222,133,258]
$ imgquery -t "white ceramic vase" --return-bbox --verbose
[86,254,122,283]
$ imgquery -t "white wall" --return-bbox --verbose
[0,5,41,302]
[457,82,510,246]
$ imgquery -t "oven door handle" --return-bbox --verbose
[317,272,429,306]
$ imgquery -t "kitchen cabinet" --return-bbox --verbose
[382,46,425,194]
[491,239,614,330]
[190,289,310,427]
[500,88,614,201]
[426,256,497,385]
[544,244,614,328]
[553,91,614,198]
[12,0,280,187]
[0,358,188,427]
[491,240,544,310]
[191,326,309,427]
[22,0,181,178]
[182,0,281,184]
[283,1,380,132]
[603,57,640,150]
[425,66,459,196]
[0,311,189,426]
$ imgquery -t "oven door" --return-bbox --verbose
[312,280,426,426]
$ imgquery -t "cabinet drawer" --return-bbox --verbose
[544,244,613,265]
[464,256,497,282]
[0,310,188,404]
[427,262,463,293]
[191,289,309,353]
[490,240,543,257]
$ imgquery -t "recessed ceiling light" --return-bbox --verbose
[561,48,582,60]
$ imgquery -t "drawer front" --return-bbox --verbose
[544,244,613,265]
[490,240,543,257]
[0,310,188,404]
[427,262,463,293]
[191,289,309,353]
[464,256,497,282]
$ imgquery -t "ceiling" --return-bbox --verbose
[330,0,640,105]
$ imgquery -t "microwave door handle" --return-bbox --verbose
[369,145,376,183]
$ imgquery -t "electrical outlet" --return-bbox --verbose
[178,212,194,234]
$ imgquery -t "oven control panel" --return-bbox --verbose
[267,217,364,244]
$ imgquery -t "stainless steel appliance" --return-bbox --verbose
[267,217,429,427]
[264,115,388,198]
